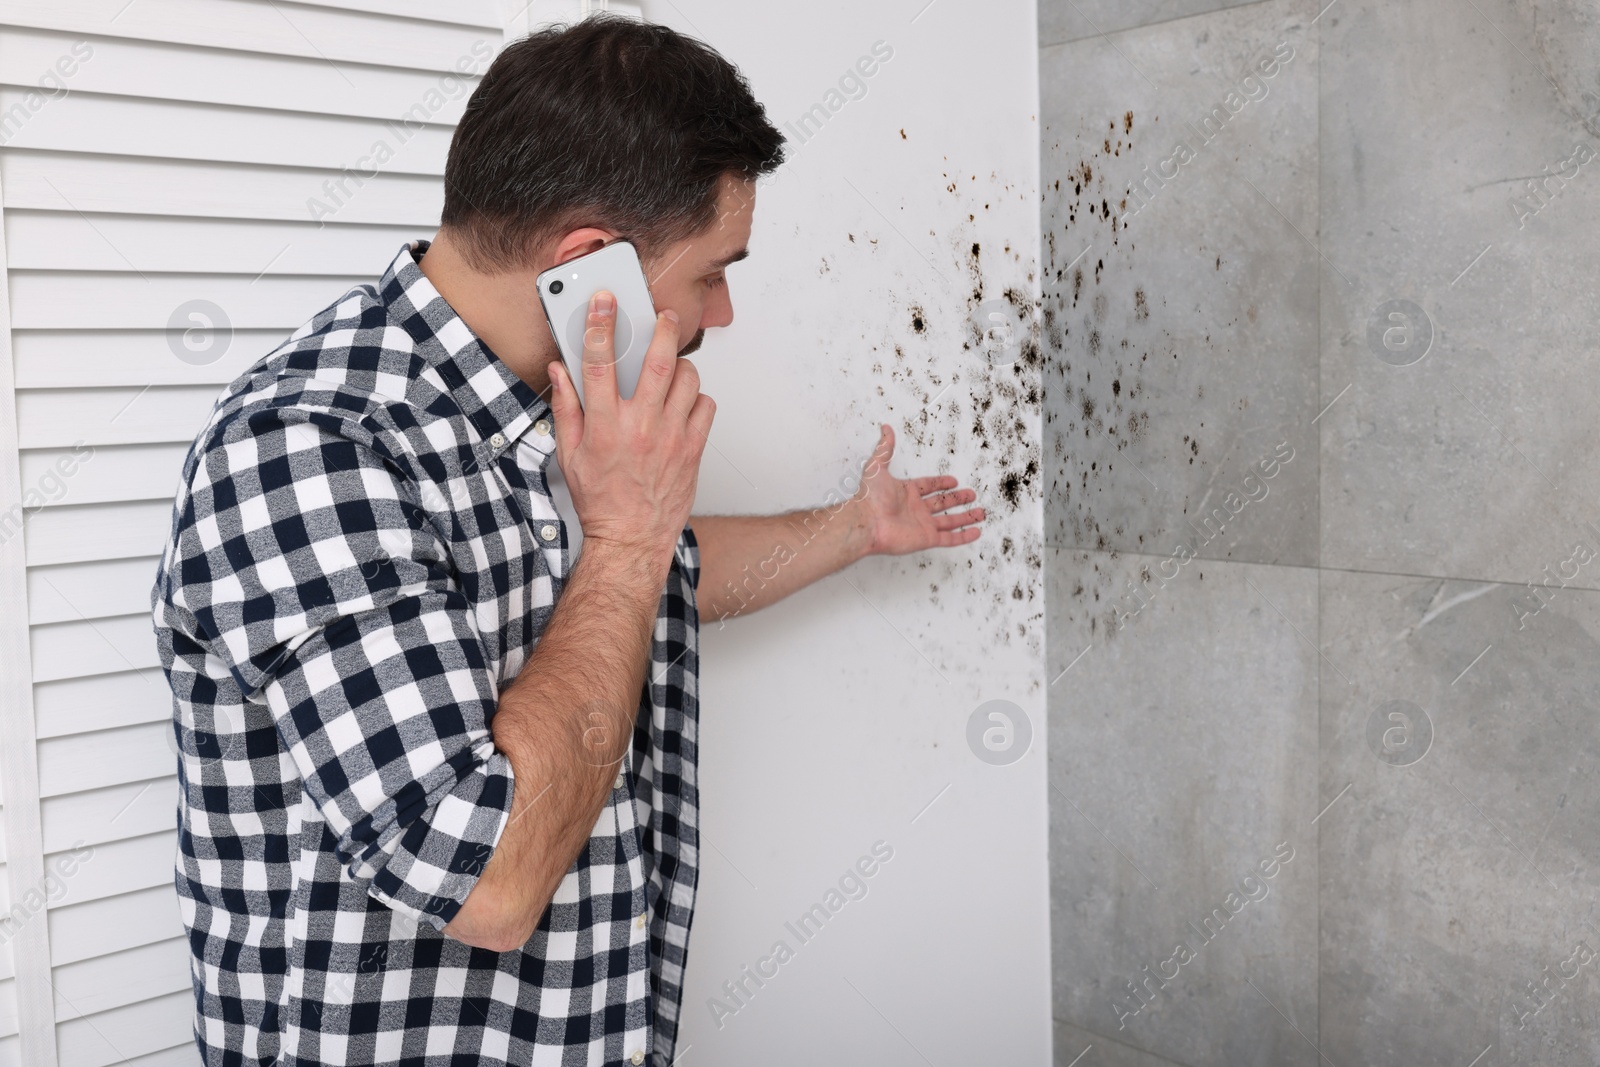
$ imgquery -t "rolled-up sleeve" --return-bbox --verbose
[178,406,515,930]
[260,591,513,929]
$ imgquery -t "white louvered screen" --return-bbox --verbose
[0,2,523,1062]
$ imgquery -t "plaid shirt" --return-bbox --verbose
[152,241,702,1067]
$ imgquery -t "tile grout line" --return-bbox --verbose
[1038,0,1284,51]
[1312,0,1325,1051]
[1042,541,1600,600]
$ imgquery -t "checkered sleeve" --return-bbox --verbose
[172,404,513,931]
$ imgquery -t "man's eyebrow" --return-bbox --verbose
[710,248,749,269]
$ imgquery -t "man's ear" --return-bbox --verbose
[550,227,615,266]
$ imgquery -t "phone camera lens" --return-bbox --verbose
[549,280,564,295]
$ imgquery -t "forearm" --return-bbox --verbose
[443,536,667,951]
[693,497,874,624]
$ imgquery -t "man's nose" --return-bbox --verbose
[705,289,734,329]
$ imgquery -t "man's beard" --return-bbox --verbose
[678,328,705,356]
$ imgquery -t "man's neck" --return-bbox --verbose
[417,230,559,398]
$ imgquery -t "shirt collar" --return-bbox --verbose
[378,239,554,459]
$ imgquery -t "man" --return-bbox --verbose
[153,14,984,1067]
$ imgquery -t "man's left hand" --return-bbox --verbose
[852,423,985,556]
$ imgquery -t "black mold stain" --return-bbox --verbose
[853,165,1045,656]
[1041,108,1175,558]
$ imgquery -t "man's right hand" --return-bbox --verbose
[547,291,714,564]
[448,291,713,954]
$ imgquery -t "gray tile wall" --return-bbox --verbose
[1040,0,1600,1063]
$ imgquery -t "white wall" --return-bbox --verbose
[0,1,1048,1063]
[652,4,1051,1064]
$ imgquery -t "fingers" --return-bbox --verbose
[685,391,717,447]
[938,524,984,547]
[863,423,894,477]
[933,506,985,532]
[548,360,582,460]
[924,488,977,514]
[663,356,704,428]
[630,308,682,410]
[909,474,959,496]
[579,291,620,424]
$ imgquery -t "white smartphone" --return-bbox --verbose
[535,238,659,410]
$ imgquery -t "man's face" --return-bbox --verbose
[639,174,755,356]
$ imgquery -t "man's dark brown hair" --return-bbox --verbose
[441,14,785,272]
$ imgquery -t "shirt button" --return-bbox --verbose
[539,523,558,542]
[634,914,646,930]
[488,432,506,450]
[630,1053,644,1066]
[534,418,552,437]
[613,769,625,789]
